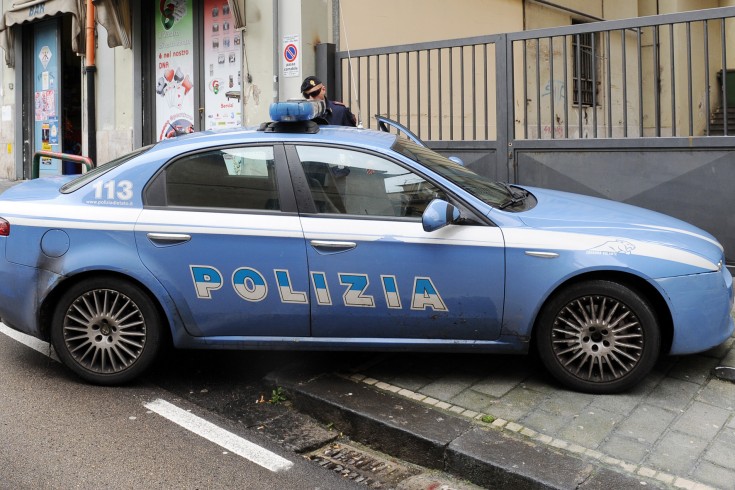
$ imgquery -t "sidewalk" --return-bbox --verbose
[269,325,735,489]
[0,179,21,193]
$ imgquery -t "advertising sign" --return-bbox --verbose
[203,0,241,131]
[154,0,195,140]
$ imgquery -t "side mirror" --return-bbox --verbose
[448,156,465,166]
[422,199,460,232]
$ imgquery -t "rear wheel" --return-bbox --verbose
[50,277,162,385]
[536,280,660,394]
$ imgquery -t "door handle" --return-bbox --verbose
[147,233,191,246]
[310,240,357,252]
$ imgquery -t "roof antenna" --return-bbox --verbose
[339,3,363,128]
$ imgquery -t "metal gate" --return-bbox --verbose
[327,7,735,264]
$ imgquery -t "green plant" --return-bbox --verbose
[481,415,496,424]
[269,386,287,404]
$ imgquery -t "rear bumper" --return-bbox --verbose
[0,258,54,339]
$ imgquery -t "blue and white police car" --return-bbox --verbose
[0,100,731,393]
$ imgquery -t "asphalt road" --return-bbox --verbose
[0,331,360,490]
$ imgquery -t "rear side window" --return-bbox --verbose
[164,146,279,210]
[61,146,152,193]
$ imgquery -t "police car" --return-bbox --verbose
[0,100,732,394]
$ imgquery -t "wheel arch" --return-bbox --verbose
[530,270,674,356]
[38,270,173,350]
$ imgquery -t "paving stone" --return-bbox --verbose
[599,434,651,464]
[647,376,701,411]
[378,373,434,392]
[589,391,644,415]
[691,461,735,490]
[537,391,594,417]
[448,388,494,413]
[667,355,721,385]
[471,374,525,398]
[695,378,735,410]
[720,346,735,366]
[716,426,735,448]
[516,374,559,393]
[419,375,478,401]
[614,403,677,444]
[557,407,622,449]
[703,440,735,470]
[519,408,573,436]
[672,401,731,439]
[645,431,707,475]
[650,359,677,379]
[482,386,546,421]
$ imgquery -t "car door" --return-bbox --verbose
[136,143,310,337]
[286,143,505,341]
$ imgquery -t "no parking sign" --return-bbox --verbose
[282,35,300,78]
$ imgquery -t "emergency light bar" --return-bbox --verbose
[269,100,326,122]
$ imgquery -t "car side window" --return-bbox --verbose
[295,146,445,217]
[165,147,279,210]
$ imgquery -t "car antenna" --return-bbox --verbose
[339,4,363,128]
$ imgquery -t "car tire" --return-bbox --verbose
[535,280,660,394]
[50,277,162,385]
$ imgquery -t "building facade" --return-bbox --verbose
[0,0,732,180]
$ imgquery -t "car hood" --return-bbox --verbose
[511,186,724,269]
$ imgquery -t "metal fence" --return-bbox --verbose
[336,35,502,142]
[330,7,735,264]
[512,8,735,139]
[336,7,735,141]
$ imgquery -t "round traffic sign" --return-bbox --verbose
[284,43,298,63]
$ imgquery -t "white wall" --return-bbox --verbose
[95,24,134,164]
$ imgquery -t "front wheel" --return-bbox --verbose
[535,280,660,394]
[50,277,162,385]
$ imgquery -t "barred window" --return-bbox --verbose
[572,30,598,107]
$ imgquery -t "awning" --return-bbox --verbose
[227,0,246,30]
[0,0,132,68]
[94,0,131,49]
[0,0,84,67]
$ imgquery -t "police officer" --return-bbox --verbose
[301,76,357,127]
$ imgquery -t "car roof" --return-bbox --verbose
[152,124,399,152]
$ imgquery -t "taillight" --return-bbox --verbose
[0,218,9,236]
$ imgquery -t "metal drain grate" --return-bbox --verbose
[307,442,420,488]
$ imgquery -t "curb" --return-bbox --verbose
[265,367,663,489]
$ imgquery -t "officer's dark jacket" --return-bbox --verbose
[323,98,357,127]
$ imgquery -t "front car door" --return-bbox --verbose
[287,144,505,341]
[136,143,310,337]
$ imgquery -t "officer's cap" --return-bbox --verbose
[301,76,323,96]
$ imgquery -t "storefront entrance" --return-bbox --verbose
[22,15,82,177]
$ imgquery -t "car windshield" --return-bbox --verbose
[60,145,154,194]
[391,138,533,210]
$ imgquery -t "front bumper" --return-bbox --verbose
[657,266,734,355]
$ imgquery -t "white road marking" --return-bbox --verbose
[144,398,294,473]
[0,323,59,361]
[1,323,292,473]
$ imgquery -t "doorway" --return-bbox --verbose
[23,15,82,178]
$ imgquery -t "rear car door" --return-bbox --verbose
[136,143,311,337]
[286,144,505,341]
